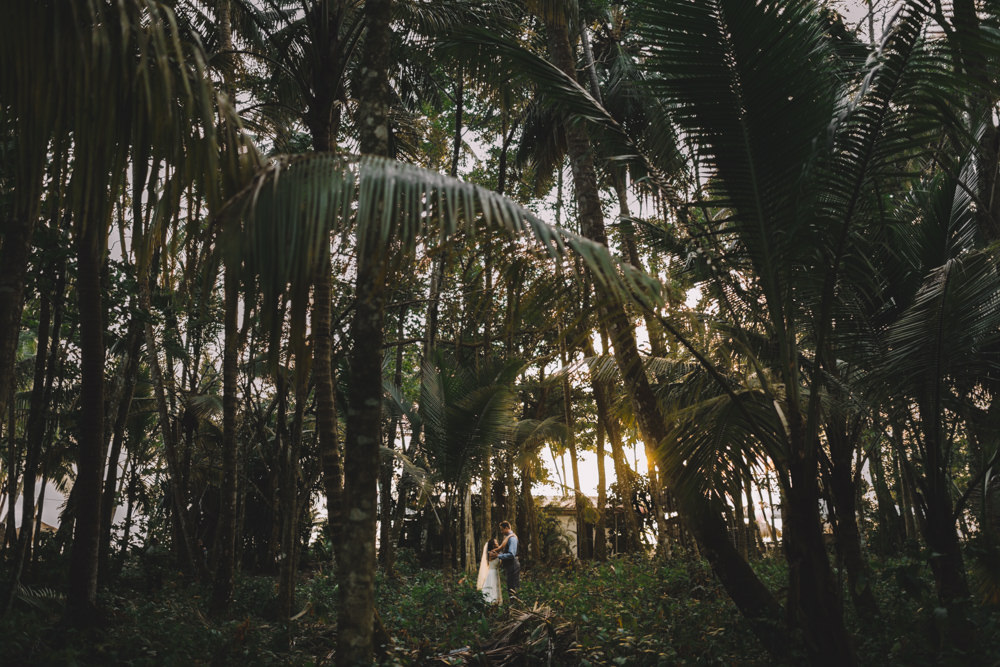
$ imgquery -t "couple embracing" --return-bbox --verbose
[476,521,519,604]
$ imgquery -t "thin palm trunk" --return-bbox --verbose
[870,439,904,552]
[5,287,50,613]
[98,320,142,585]
[591,372,641,550]
[379,305,405,571]
[140,269,196,574]
[32,467,47,565]
[337,0,392,659]
[212,262,240,611]
[67,210,107,625]
[559,295,588,559]
[825,424,878,618]
[278,354,307,633]
[541,9,787,656]
[916,401,971,609]
[0,215,38,451]
[315,252,343,552]
[594,416,608,561]
[783,409,855,665]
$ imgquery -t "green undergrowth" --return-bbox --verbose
[4,548,1000,665]
[518,553,772,666]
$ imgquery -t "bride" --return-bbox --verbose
[476,538,502,603]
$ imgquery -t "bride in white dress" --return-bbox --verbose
[476,538,502,603]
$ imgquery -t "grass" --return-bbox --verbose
[3,547,1000,665]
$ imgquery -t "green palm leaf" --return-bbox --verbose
[223,153,663,331]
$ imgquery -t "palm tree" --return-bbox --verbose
[630,0,993,659]
[416,352,519,570]
[224,140,658,661]
[866,163,1000,616]
[1,0,248,622]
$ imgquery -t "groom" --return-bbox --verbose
[490,521,520,597]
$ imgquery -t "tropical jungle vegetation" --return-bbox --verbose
[3,0,1000,664]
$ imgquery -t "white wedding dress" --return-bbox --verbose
[476,544,502,603]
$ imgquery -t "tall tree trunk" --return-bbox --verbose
[559,300,588,559]
[4,365,21,552]
[951,0,1000,242]
[115,458,135,567]
[733,478,748,560]
[380,305,405,571]
[783,412,855,665]
[915,401,970,611]
[745,480,761,560]
[98,320,142,585]
[463,485,476,575]
[66,212,107,625]
[140,273,196,573]
[315,252,343,553]
[337,0,392,659]
[594,415,608,561]
[870,438,904,553]
[5,285,50,612]
[587,336,641,552]
[451,73,463,178]
[0,217,36,452]
[306,0,346,562]
[891,428,918,540]
[32,468,47,565]
[278,351,307,631]
[825,425,878,618]
[212,262,240,610]
[541,9,789,657]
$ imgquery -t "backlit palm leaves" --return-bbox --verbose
[223,152,665,320]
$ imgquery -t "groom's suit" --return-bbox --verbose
[497,533,520,594]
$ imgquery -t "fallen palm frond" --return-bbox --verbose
[428,602,580,666]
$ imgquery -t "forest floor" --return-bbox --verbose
[3,547,999,665]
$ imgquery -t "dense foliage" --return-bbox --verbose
[4,0,1000,664]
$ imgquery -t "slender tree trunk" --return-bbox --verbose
[315,252,343,553]
[825,426,878,618]
[67,212,107,625]
[278,351,307,631]
[451,73,463,178]
[559,305,588,559]
[0,216,35,448]
[140,273,196,573]
[306,0,346,562]
[505,452,518,536]
[594,416,608,561]
[783,411,856,665]
[541,9,788,657]
[745,481,761,560]
[4,385,20,552]
[337,0,392,659]
[380,305,405,571]
[32,468,47,565]
[891,428,918,540]
[733,478,748,560]
[98,321,142,585]
[916,402,970,610]
[212,262,240,610]
[588,339,641,552]
[5,287,50,612]
[870,438,903,552]
[520,451,539,564]
[463,485,476,575]
[116,459,135,565]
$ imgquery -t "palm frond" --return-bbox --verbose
[638,0,840,302]
[224,152,663,324]
[880,250,1000,403]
